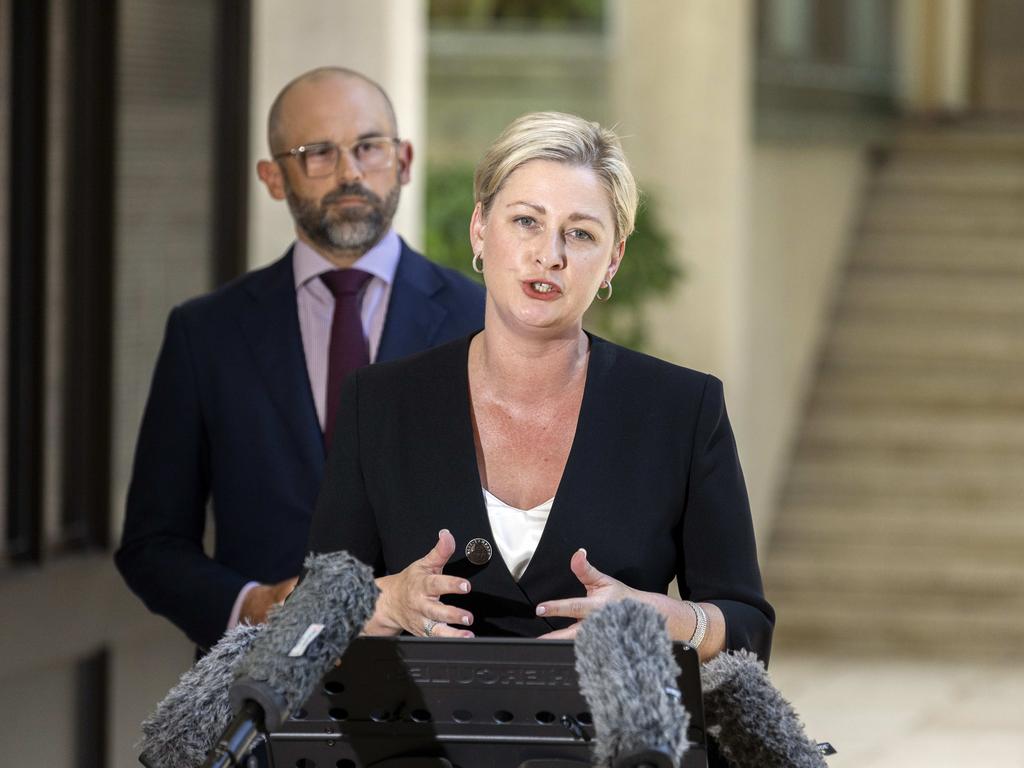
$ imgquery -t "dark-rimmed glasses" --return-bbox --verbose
[273,137,400,178]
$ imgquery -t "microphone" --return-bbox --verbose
[574,599,690,768]
[700,649,826,768]
[202,550,378,768]
[139,623,265,768]
[138,550,377,768]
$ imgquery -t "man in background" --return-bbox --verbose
[116,67,484,651]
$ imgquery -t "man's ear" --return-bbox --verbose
[396,140,413,186]
[257,159,287,201]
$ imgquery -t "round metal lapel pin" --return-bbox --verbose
[465,537,493,565]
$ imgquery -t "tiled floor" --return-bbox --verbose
[768,651,1024,767]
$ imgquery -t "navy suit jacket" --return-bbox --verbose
[309,334,774,661]
[116,241,485,650]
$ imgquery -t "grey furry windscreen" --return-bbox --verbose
[574,599,690,768]
[701,649,826,768]
[230,550,379,729]
[139,622,265,768]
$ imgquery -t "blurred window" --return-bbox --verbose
[430,0,605,30]
[0,0,9,563]
[757,0,896,123]
[2,0,248,569]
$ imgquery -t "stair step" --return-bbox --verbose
[839,270,1024,316]
[798,411,1024,452]
[773,503,1024,546]
[781,481,1023,511]
[767,557,1024,598]
[854,233,1024,276]
[826,317,1024,364]
[776,496,1023,524]
[770,526,1024,566]
[811,363,1024,411]
[768,604,1024,658]
[887,131,1024,153]
[784,457,1024,501]
[862,191,1024,236]
[875,159,1024,195]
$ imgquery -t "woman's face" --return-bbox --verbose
[470,159,624,338]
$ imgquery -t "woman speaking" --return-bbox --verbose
[308,112,773,661]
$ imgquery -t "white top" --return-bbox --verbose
[482,488,554,581]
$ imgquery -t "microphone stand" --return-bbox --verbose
[201,700,269,768]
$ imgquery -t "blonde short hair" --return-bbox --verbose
[474,112,638,241]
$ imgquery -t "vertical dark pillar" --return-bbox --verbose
[212,0,252,286]
[74,648,110,768]
[61,0,117,549]
[6,0,49,563]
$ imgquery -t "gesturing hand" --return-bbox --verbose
[536,548,638,640]
[372,529,475,638]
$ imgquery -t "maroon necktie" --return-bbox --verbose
[320,268,372,451]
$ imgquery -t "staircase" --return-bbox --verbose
[765,128,1024,659]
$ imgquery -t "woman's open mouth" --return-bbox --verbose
[522,280,562,300]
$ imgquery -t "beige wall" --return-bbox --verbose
[610,0,868,545]
[610,0,753,398]
[746,143,867,541]
[248,0,428,269]
[0,555,193,768]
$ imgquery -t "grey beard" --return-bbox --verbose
[286,182,400,254]
[321,207,386,252]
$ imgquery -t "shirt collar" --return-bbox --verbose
[292,228,402,290]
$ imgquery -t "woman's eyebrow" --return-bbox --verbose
[568,212,605,229]
[506,200,545,212]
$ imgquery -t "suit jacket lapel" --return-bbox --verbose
[518,336,616,613]
[377,241,449,362]
[429,336,566,634]
[236,249,325,475]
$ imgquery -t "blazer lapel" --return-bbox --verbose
[236,250,325,474]
[517,336,617,614]
[430,336,565,635]
[377,241,449,362]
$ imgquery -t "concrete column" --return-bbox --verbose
[248,0,427,268]
[609,0,754,428]
[895,0,972,113]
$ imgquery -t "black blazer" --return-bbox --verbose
[115,241,485,650]
[309,333,774,660]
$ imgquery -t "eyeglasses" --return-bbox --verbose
[272,137,400,178]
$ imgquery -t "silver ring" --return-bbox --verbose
[423,619,438,637]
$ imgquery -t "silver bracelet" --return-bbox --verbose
[685,600,708,649]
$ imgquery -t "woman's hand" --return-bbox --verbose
[536,547,727,658]
[535,548,638,639]
[366,529,475,638]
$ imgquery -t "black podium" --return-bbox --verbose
[269,636,708,768]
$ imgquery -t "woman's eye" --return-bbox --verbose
[567,228,594,242]
[513,215,537,227]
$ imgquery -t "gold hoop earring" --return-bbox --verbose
[595,279,613,302]
[472,252,484,274]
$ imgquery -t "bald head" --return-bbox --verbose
[267,67,398,154]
